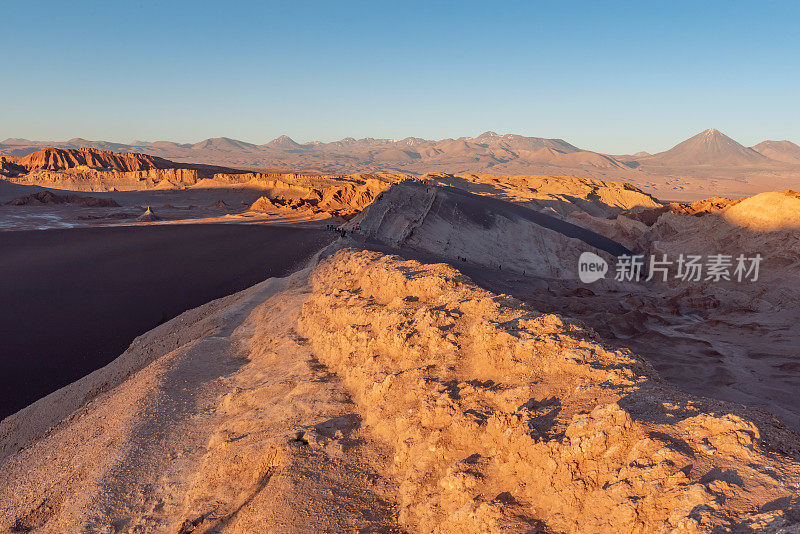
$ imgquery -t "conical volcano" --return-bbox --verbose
[647,129,769,166]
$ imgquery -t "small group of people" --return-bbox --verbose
[454,255,516,274]
[326,224,347,237]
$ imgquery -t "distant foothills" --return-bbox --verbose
[2,129,800,199]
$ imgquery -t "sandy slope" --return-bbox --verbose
[2,248,799,532]
[346,181,630,280]
[0,259,398,532]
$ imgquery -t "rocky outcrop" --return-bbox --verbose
[210,199,232,210]
[575,190,800,251]
[720,190,800,231]
[297,249,800,533]
[250,195,318,213]
[6,147,175,172]
[244,175,392,219]
[2,248,798,532]
[0,158,27,177]
[136,206,159,221]
[7,168,200,191]
[616,196,741,226]
[2,150,656,220]
[0,147,200,191]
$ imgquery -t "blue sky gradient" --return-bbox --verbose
[2,0,798,153]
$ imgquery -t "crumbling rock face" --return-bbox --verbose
[6,168,201,192]
[571,190,800,256]
[250,195,318,213]
[574,190,800,266]
[245,176,391,219]
[0,264,400,532]
[562,190,800,438]
[1,249,798,532]
[0,147,201,191]
[2,151,657,221]
[5,147,175,173]
[298,249,800,533]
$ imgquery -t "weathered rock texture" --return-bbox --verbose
[615,196,742,226]
[5,168,201,191]
[298,250,800,533]
[1,148,664,220]
[4,147,174,172]
[244,174,391,219]
[1,249,799,532]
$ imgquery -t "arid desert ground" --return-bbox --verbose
[1,145,800,532]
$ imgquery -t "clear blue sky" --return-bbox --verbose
[2,0,798,153]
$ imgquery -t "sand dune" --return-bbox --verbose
[0,224,334,419]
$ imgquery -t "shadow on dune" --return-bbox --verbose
[0,224,334,420]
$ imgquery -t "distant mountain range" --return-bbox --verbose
[2,129,799,199]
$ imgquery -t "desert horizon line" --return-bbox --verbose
[3,127,799,157]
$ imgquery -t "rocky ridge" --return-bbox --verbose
[1,249,799,532]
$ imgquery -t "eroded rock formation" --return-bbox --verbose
[1,249,798,532]
[616,196,742,226]
[6,147,174,172]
